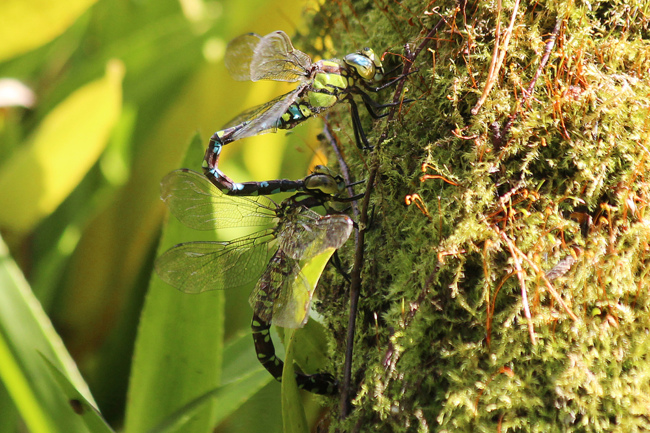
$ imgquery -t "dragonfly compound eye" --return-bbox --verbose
[304,173,342,195]
[312,165,334,176]
[361,47,384,81]
[344,52,377,81]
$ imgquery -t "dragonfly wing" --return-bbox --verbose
[155,233,276,293]
[249,252,310,329]
[279,213,354,260]
[221,91,291,129]
[224,33,261,81]
[161,169,278,230]
[272,267,311,329]
[249,251,286,323]
[224,88,303,141]
[249,31,312,82]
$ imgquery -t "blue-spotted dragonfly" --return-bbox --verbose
[204,30,406,193]
[155,168,353,394]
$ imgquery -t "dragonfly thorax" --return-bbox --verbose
[304,59,350,109]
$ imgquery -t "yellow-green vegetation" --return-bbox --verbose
[306,0,650,431]
[0,1,323,433]
[2,0,650,432]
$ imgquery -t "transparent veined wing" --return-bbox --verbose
[161,169,278,230]
[278,213,354,261]
[224,33,260,81]
[249,251,312,328]
[271,268,311,328]
[225,31,311,83]
[250,31,312,82]
[250,240,343,328]
[221,87,304,141]
[155,231,276,293]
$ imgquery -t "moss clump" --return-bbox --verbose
[306,0,650,431]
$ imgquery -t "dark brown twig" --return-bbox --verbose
[340,17,446,418]
[322,118,360,219]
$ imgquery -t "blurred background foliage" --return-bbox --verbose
[0,0,332,431]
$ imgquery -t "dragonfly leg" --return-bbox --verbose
[356,89,416,120]
[364,69,417,92]
[251,313,339,395]
[331,251,352,283]
[348,98,373,150]
[381,63,403,78]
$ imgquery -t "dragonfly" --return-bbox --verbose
[204,30,407,193]
[155,168,353,394]
[251,249,340,394]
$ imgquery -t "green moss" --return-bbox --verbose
[306,0,650,431]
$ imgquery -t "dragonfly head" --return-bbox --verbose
[344,47,384,82]
[304,165,345,196]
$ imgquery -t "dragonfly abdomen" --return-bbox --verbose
[277,100,313,128]
[251,312,338,395]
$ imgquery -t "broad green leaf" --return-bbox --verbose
[300,249,337,295]
[0,0,98,61]
[147,334,271,433]
[147,369,272,433]
[124,135,224,433]
[41,357,113,433]
[291,248,338,372]
[291,318,332,374]
[0,234,99,433]
[281,330,309,433]
[0,61,123,233]
[0,384,19,432]
[221,329,274,385]
[279,249,338,433]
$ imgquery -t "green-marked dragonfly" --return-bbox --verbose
[251,248,340,394]
[155,168,353,394]
[204,30,407,193]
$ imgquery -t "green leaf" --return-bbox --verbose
[279,249,338,433]
[41,356,113,433]
[147,334,272,433]
[300,249,336,295]
[281,330,309,433]
[0,0,98,61]
[0,61,123,233]
[291,318,332,374]
[124,135,224,433]
[0,234,100,433]
[291,249,338,373]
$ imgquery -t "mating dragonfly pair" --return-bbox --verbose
[156,31,407,394]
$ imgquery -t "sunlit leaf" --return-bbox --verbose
[0,61,123,233]
[147,335,270,433]
[41,357,113,433]
[124,135,223,433]
[0,234,99,433]
[281,330,308,433]
[0,0,98,61]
